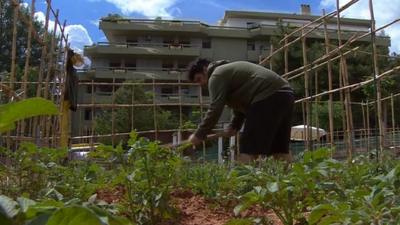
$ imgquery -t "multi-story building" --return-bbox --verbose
[72,5,390,141]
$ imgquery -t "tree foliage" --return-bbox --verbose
[95,81,180,143]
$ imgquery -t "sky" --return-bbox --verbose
[23,0,400,54]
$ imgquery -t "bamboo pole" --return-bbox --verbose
[315,70,321,147]
[44,9,59,142]
[286,46,359,81]
[6,0,19,149]
[301,31,312,150]
[302,101,307,147]
[361,101,367,151]
[284,34,289,75]
[131,84,135,132]
[59,34,69,148]
[36,0,51,97]
[10,0,18,92]
[369,0,385,158]
[20,0,35,137]
[323,9,335,147]
[295,65,400,103]
[51,20,67,148]
[278,0,359,45]
[90,80,95,147]
[336,0,353,159]
[111,77,116,145]
[269,43,274,70]
[33,0,51,142]
[391,94,395,147]
[366,100,371,153]
[261,0,362,66]
[280,18,399,80]
[152,78,158,140]
[198,84,207,162]
[178,72,183,144]
[77,102,210,108]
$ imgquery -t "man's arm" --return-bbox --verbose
[229,110,245,131]
[194,76,227,140]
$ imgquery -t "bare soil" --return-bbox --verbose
[171,190,283,225]
[96,187,283,225]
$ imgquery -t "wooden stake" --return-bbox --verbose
[111,77,116,145]
[336,0,353,160]
[391,94,395,147]
[366,100,371,154]
[152,78,158,140]
[301,31,312,150]
[323,9,335,148]
[284,34,289,75]
[369,0,385,158]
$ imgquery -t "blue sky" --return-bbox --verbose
[26,0,400,53]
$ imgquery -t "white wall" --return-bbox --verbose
[224,17,369,32]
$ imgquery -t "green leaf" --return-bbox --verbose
[233,204,244,217]
[308,204,335,224]
[224,218,253,225]
[0,97,58,133]
[17,197,36,213]
[26,213,52,225]
[0,195,19,219]
[46,206,103,225]
[267,182,279,193]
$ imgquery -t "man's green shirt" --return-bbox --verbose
[194,61,290,139]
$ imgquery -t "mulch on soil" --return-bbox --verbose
[95,187,283,225]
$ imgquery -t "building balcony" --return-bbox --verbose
[247,50,270,62]
[80,92,210,105]
[154,94,210,104]
[100,19,207,34]
[77,67,188,81]
[84,42,201,57]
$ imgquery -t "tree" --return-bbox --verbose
[95,81,180,144]
[0,1,45,73]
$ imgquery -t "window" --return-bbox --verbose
[181,88,189,95]
[202,38,211,49]
[98,85,113,93]
[125,61,136,69]
[84,109,92,121]
[247,40,255,51]
[180,39,190,46]
[161,87,174,94]
[86,85,92,94]
[109,62,121,68]
[145,35,152,42]
[246,22,259,29]
[178,63,187,69]
[127,38,138,46]
[162,61,174,70]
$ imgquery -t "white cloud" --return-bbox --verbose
[320,0,400,53]
[19,2,29,8]
[34,12,93,53]
[90,19,100,27]
[65,25,94,53]
[100,0,180,18]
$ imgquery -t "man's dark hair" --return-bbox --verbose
[187,58,210,81]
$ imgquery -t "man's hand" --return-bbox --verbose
[223,126,237,137]
[188,134,203,146]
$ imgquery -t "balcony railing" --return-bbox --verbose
[85,42,201,57]
[95,42,198,49]
[77,66,189,80]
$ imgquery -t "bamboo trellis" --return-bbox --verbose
[1,0,400,162]
[1,0,69,148]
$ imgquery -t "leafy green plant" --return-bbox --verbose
[0,97,58,133]
[89,132,182,225]
[0,195,133,225]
